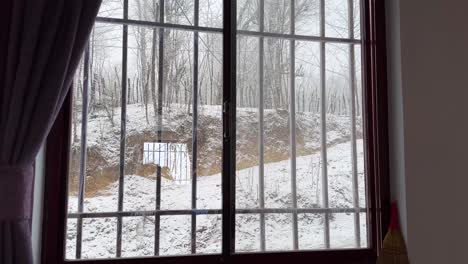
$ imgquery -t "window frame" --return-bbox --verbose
[41,0,389,263]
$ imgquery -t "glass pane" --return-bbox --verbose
[85,24,122,213]
[159,215,191,255]
[236,35,260,209]
[263,38,291,209]
[236,0,367,252]
[67,20,224,259]
[98,0,123,18]
[235,214,261,252]
[325,0,349,38]
[360,213,368,248]
[124,25,159,212]
[237,0,259,31]
[159,28,194,210]
[199,0,223,28]
[122,216,155,257]
[165,0,194,25]
[325,43,353,209]
[68,57,84,214]
[295,0,320,36]
[65,218,77,259]
[355,44,366,209]
[353,0,361,39]
[81,218,118,259]
[196,32,223,210]
[298,213,325,250]
[264,0,291,34]
[295,41,322,209]
[196,214,222,253]
[129,0,160,21]
[329,213,355,248]
[265,214,293,251]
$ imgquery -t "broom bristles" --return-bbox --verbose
[377,202,409,264]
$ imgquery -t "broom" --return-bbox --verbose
[377,202,410,264]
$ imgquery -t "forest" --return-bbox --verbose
[72,0,362,138]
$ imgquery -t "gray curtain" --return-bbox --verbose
[0,0,102,262]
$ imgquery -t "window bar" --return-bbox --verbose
[69,207,366,219]
[258,0,266,252]
[236,30,360,44]
[320,0,331,249]
[96,17,223,34]
[191,0,200,254]
[152,143,155,163]
[116,0,129,257]
[95,16,358,44]
[75,41,91,259]
[348,0,361,248]
[289,0,299,250]
[155,0,165,256]
[222,0,236,256]
[358,3,369,238]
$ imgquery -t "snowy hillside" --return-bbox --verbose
[66,140,367,259]
[69,104,361,194]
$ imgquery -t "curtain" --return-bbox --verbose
[0,0,102,263]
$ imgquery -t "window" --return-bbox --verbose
[42,0,389,263]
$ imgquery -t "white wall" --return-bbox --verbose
[385,0,407,239]
[386,0,468,263]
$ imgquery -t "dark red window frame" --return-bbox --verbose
[41,0,389,263]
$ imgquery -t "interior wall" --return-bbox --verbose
[385,0,407,239]
[386,0,468,262]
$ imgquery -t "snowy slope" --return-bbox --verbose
[66,140,368,259]
[71,104,360,180]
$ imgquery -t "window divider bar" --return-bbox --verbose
[289,0,299,251]
[75,41,91,260]
[348,0,361,248]
[258,0,266,252]
[236,30,360,44]
[67,207,366,219]
[320,0,331,249]
[191,0,200,255]
[152,143,155,163]
[237,208,367,214]
[155,0,165,256]
[95,17,223,34]
[358,3,371,246]
[116,0,129,257]
[222,0,236,256]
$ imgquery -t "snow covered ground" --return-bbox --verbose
[66,140,368,259]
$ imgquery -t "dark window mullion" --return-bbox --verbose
[116,0,129,257]
[222,0,236,257]
[348,0,361,248]
[320,0,331,249]
[75,42,91,260]
[155,0,165,256]
[191,0,200,255]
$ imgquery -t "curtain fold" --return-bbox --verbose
[0,0,102,263]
